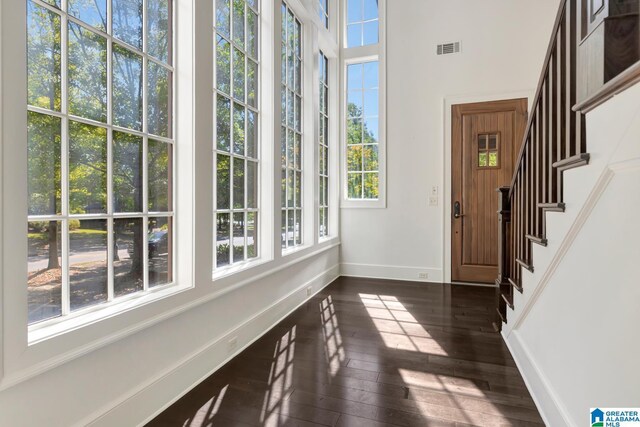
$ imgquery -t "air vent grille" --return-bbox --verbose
[437,42,461,56]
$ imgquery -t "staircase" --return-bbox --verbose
[494,0,640,331]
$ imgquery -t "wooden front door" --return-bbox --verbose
[452,99,527,283]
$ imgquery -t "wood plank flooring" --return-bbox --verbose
[147,277,543,427]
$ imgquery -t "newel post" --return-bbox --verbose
[494,187,511,331]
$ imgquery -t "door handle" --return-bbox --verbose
[454,201,464,219]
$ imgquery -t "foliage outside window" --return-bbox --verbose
[27,0,173,325]
[281,2,303,249]
[319,52,329,237]
[214,0,259,269]
[346,61,379,199]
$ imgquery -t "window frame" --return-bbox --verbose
[213,0,262,273]
[25,0,177,329]
[1,0,196,354]
[340,0,386,209]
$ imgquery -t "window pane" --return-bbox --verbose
[233,212,245,262]
[148,140,172,211]
[295,171,302,208]
[216,36,231,95]
[348,173,362,199]
[363,61,378,89]
[479,152,487,167]
[347,118,363,145]
[233,103,245,155]
[28,112,61,216]
[216,95,231,151]
[148,216,172,286]
[232,0,245,47]
[233,48,245,101]
[247,212,257,259]
[147,0,171,63]
[114,218,144,297]
[217,154,231,210]
[113,131,143,212]
[215,0,231,37]
[347,23,362,48]
[347,0,361,23]
[347,63,363,89]
[247,109,257,158]
[113,0,143,49]
[363,0,378,20]
[348,90,363,115]
[69,0,107,30]
[28,221,62,324]
[70,219,108,311]
[295,209,302,245]
[113,45,143,131]
[68,23,107,122]
[27,1,61,111]
[363,89,378,117]
[216,213,230,267]
[147,61,172,137]
[247,59,258,108]
[247,9,258,59]
[69,121,107,214]
[489,152,498,167]
[363,145,378,171]
[247,161,257,209]
[233,157,245,209]
[347,145,363,171]
[363,172,378,199]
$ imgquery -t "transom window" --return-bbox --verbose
[319,52,329,237]
[281,2,303,249]
[27,0,174,325]
[477,133,500,168]
[346,0,378,48]
[214,0,260,269]
[346,61,379,199]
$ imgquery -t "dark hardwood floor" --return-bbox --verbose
[147,277,543,426]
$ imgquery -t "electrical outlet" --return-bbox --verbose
[228,336,238,353]
[429,196,438,206]
[431,185,438,196]
[306,286,313,296]
[418,272,429,279]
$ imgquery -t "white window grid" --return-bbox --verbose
[346,0,379,47]
[213,0,260,269]
[281,1,303,250]
[346,60,379,200]
[318,51,329,237]
[26,0,175,325]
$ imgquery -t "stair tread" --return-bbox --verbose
[508,277,523,293]
[526,234,548,246]
[516,258,535,273]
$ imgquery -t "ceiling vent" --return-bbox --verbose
[437,42,461,56]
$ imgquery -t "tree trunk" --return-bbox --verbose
[47,220,60,270]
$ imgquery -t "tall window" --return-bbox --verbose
[346,0,378,47]
[318,52,329,237]
[281,2,303,249]
[27,0,174,324]
[346,61,379,199]
[318,0,328,29]
[214,0,259,269]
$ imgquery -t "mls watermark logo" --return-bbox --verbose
[592,408,604,427]
[591,408,640,427]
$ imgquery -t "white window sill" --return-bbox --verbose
[28,282,192,345]
[212,257,272,281]
[341,198,386,209]
[282,243,312,257]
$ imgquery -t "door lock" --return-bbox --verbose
[454,201,464,219]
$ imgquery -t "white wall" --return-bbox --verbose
[340,0,561,283]
[503,81,640,426]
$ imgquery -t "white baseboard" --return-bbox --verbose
[503,330,573,427]
[84,264,340,427]
[340,262,443,283]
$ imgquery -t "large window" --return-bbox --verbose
[346,61,378,199]
[280,2,303,249]
[26,0,174,325]
[214,0,260,269]
[346,0,378,48]
[318,52,329,237]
